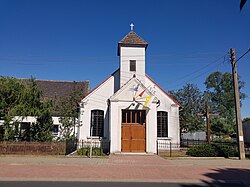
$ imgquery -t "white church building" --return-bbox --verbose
[78,27,181,154]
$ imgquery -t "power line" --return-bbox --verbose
[236,48,250,63]
[164,54,228,89]
[0,51,230,65]
[168,54,227,83]
[167,55,227,90]
[0,51,227,59]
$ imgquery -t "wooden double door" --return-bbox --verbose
[121,110,146,152]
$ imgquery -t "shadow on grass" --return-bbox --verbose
[181,168,250,187]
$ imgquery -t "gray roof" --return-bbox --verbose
[118,31,148,56]
[35,80,90,101]
[21,79,90,104]
[21,79,90,115]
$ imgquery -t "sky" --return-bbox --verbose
[0,0,250,118]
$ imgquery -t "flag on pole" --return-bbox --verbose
[138,89,146,97]
[144,96,153,107]
[129,84,140,92]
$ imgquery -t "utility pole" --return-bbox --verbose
[230,48,245,160]
[198,99,219,144]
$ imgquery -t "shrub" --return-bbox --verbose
[214,144,238,158]
[211,138,236,144]
[77,147,104,156]
[187,144,217,157]
[186,144,238,157]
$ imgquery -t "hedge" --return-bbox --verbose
[186,144,238,157]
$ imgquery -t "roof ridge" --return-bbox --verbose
[19,78,89,83]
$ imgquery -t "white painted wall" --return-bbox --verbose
[79,73,180,153]
[79,75,115,141]
[78,39,180,153]
[109,100,157,154]
[145,76,180,145]
[51,116,76,139]
[146,102,157,153]
[120,46,146,87]
[10,116,64,139]
[13,116,37,123]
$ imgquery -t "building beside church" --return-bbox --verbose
[78,28,181,154]
[0,79,89,141]
[243,119,250,144]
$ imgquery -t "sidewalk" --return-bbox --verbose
[0,155,250,184]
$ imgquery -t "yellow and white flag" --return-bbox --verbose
[144,96,153,107]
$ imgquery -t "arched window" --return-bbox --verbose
[157,111,168,137]
[91,110,104,137]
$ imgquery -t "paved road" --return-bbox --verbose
[0,181,249,187]
[1,155,250,184]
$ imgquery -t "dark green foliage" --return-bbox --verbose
[205,71,246,136]
[55,84,85,141]
[187,144,217,157]
[210,118,228,136]
[29,101,54,142]
[186,143,238,157]
[77,147,105,156]
[214,144,238,158]
[169,84,206,133]
[0,77,25,140]
[243,117,250,123]
[0,77,53,142]
[211,138,236,144]
[169,71,246,137]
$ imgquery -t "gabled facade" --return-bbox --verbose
[79,30,180,154]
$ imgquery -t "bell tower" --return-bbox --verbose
[118,24,148,87]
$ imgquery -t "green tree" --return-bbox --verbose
[55,83,84,141]
[204,71,246,136]
[169,83,206,133]
[0,77,25,141]
[21,79,53,142]
[0,77,53,141]
[243,117,250,123]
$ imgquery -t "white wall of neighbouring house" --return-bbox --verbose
[52,116,72,140]
[120,46,146,87]
[13,116,37,123]
[10,116,63,139]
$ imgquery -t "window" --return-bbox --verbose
[130,60,136,72]
[91,110,104,137]
[52,125,59,135]
[19,122,30,141]
[157,111,168,137]
[122,110,146,124]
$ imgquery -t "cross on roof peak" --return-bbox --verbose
[130,23,134,31]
